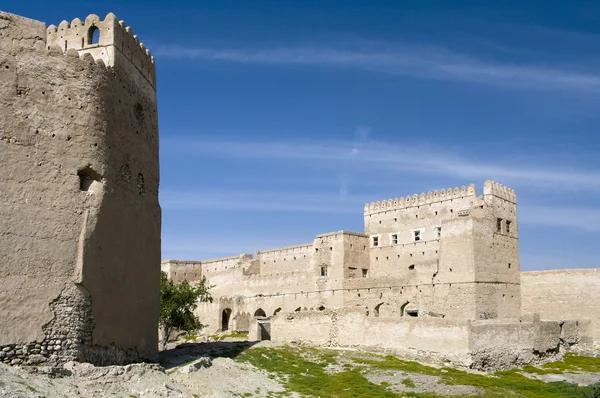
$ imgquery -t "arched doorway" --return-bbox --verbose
[221,308,232,331]
[254,308,266,318]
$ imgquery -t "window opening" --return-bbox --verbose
[372,236,379,247]
[436,227,441,239]
[362,269,368,278]
[497,218,503,233]
[391,233,398,245]
[506,220,511,234]
[413,230,421,242]
[320,265,328,278]
[88,26,100,45]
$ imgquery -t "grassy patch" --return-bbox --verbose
[234,346,600,398]
[208,331,249,341]
[182,334,198,342]
[402,378,416,388]
[527,353,600,374]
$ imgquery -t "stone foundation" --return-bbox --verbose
[0,283,142,366]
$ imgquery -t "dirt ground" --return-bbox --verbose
[0,340,599,397]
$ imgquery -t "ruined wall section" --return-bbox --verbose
[521,269,600,345]
[161,260,203,283]
[0,11,159,365]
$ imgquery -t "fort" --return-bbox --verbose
[1,9,597,375]
[163,181,598,370]
[0,11,160,365]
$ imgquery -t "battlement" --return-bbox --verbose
[46,13,156,88]
[483,180,517,204]
[364,184,477,215]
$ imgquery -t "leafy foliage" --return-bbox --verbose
[159,271,212,350]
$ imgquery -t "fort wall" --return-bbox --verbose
[0,11,160,365]
[271,309,590,370]
[521,269,600,345]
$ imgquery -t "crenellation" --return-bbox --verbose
[365,183,477,215]
[45,13,156,89]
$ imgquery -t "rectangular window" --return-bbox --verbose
[436,227,441,239]
[362,269,368,278]
[506,220,511,234]
[372,236,379,247]
[391,233,398,245]
[320,265,327,278]
[413,230,421,242]
[496,218,503,233]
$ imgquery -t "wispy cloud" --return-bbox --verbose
[160,190,361,213]
[162,138,600,191]
[155,44,600,93]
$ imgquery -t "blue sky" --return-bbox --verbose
[9,1,600,270]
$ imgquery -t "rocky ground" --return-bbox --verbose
[0,338,599,397]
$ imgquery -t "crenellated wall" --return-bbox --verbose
[0,10,160,366]
[46,13,155,89]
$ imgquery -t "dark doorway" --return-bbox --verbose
[254,308,266,318]
[221,308,232,331]
[258,321,271,341]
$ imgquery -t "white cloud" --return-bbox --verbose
[154,44,600,93]
[161,138,600,191]
[160,189,361,214]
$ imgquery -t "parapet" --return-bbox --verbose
[483,180,516,204]
[46,13,156,88]
[365,184,477,215]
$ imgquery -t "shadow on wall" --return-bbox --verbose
[158,341,258,371]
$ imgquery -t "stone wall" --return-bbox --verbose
[521,269,600,345]
[270,309,591,371]
[0,11,160,365]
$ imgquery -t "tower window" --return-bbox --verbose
[412,229,422,242]
[436,227,441,239]
[506,220,511,234]
[496,218,503,233]
[372,236,379,247]
[391,233,398,245]
[320,265,328,278]
[362,269,368,278]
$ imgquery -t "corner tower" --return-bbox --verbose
[0,11,160,365]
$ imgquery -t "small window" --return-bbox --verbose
[413,230,421,242]
[320,265,328,278]
[436,227,441,239]
[406,310,419,317]
[506,220,511,234]
[372,236,379,247]
[497,218,503,233]
[408,264,415,270]
[362,269,368,278]
[391,233,398,245]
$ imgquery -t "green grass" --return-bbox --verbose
[522,353,600,375]
[402,378,416,388]
[233,346,600,398]
[208,331,249,341]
